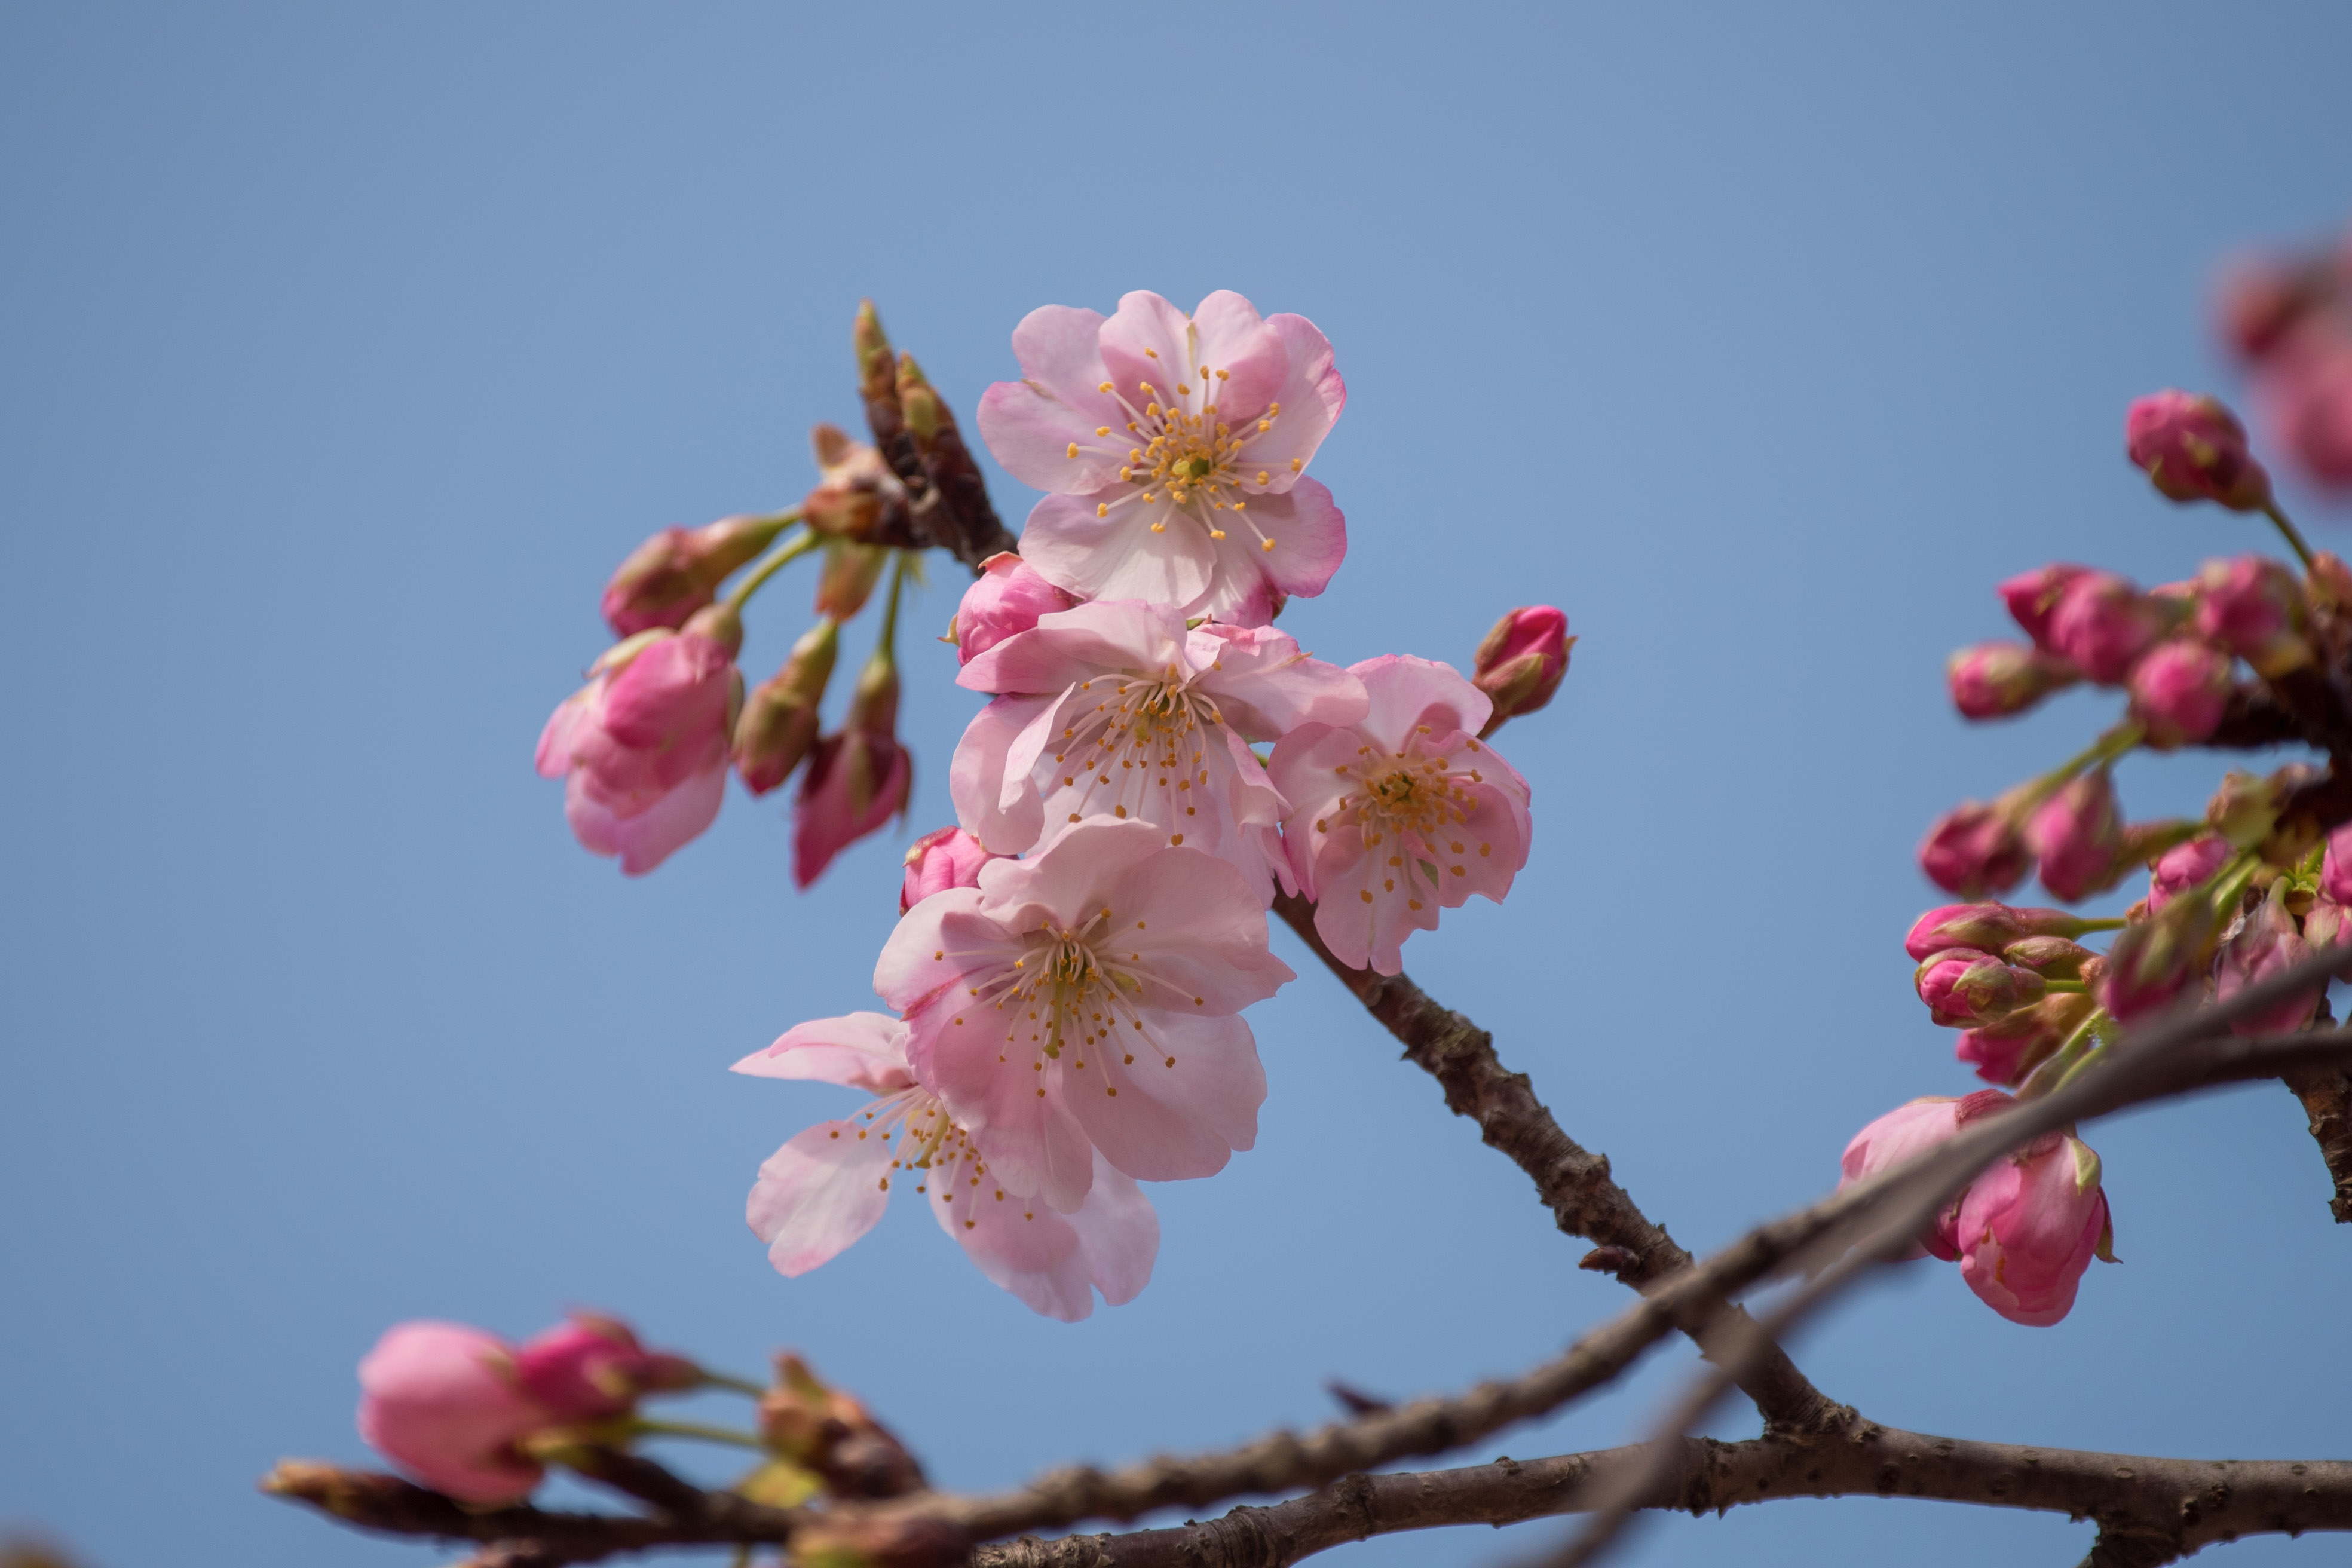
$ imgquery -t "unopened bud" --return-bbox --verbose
[1955,990,2098,1087]
[2215,882,2323,1036]
[601,514,791,638]
[2149,834,2232,912]
[1904,902,2103,960]
[1918,801,2032,898]
[513,1312,699,1422]
[794,654,912,889]
[2307,550,2352,611]
[2028,769,2128,902]
[2000,935,2097,979]
[2127,639,2234,747]
[2126,390,2273,512]
[951,552,1079,665]
[2046,571,2172,684]
[736,621,839,797]
[1999,564,2095,651]
[2194,555,2311,677]
[1472,606,1573,736]
[2207,764,2320,862]
[1946,641,2079,721]
[901,826,1005,914]
[2100,892,2222,1024]
[804,424,915,546]
[2298,896,2352,982]
[758,1353,927,1500]
[816,541,892,620]
[1915,948,2048,1028]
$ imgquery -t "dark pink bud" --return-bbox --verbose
[793,654,912,889]
[1903,902,2103,961]
[2028,770,2127,902]
[2217,256,2333,362]
[899,826,1005,914]
[1472,606,1574,736]
[2252,337,2352,491]
[735,621,839,797]
[2324,823,2352,905]
[2126,639,2233,747]
[2100,893,2222,1024]
[1954,992,2098,1087]
[2126,391,2273,512]
[814,541,892,620]
[1955,1130,2111,1326]
[2148,834,2231,912]
[951,552,1079,666]
[2214,886,2323,1037]
[1998,564,2094,651]
[513,1312,699,1423]
[2046,572,2169,684]
[601,514,791,638]
[1946,641,2079,721]
[2193,556,2311,676]
[1918,803,2032,898]
[1915,948,2048,1028]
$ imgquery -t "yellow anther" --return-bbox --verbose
[1216,368,1229,379]
[1257,470,1269,483]
[1260,538,1276,551]
[1231,500,1246,511]
[1066,442,1079,458]
[1146,403,1160,417]
[1258,420,1271,432]
[1177,383,1191,395]
[1098,381,1113,393]
[1150,521,1166,532]
[1290,458,1302,472]
[1095,425,1111,437]
[1097,503,1108,517]
[1144,347,1159,358]
[1209,529,1226,540]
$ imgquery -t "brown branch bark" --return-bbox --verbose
[2283,1063,2352,1223]
[971,1429,2352,1568]
[1269,891,1846,1437]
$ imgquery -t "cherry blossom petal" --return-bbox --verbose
[1019,490,1215,608]
[932,1149,1156,1321]
[1191,479,1347,621]
[1062,1156,1159,1306]
[949,699,1048,855]
[1187,622,1369,736]
[1179,291,1289,427]
[1235,314,1347,485]
[746,1115,896,1277]
[731,1012,914,1093]
[1310,834,1444,973]
[1098,292,1206,415]
[565,762,725,877]
[1065,1010,1264,1181]
[957,601,1185,698]
[974,307,1128,493]
[920,1022,1100,1213]
[535,686,596,777]
[1354,654,1491,745]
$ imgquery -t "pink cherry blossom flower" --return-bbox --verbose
[901,826,1004,914]
[734,1011,1159,1322]
[356,1322,548,1504]
[535,606,743,876]
[976,291,1348,625]
[1270,656,1533,976]
[875,819,1291,1213]
[512,1313,697,1422]
[1954,1129,2112,1327]
[1836,1093,2009,1260]
[794,654,912,889]
[951,552,1079,666]
[952,599,1365,902]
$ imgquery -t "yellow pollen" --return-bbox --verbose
[1261,538,1276,551]
[1290,458,1302,472]
[1144,347,1158,358]
[1095,425,1111,436]
[1066,442,1079,458]
[1098,381,1113,393]
[1097,503,1108,517]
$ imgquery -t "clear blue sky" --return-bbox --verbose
[4,5,2349,1566]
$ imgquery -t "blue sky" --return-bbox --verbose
[4,4,2349,1566]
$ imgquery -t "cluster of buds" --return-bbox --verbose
[1906,903,2108,1083]
[756,1353,926,1500]
[1840,1094,2114,1327]
[2218,228,2352,491]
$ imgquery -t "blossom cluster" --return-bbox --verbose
[725,291,1564,1319]
[1842,377,2351,1328]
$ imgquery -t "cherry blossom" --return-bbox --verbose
[734,1012,1158,1322]
[875,819,1290,1213]
[356,1322,548,1504]
[1954,1129,2112,1327]
[1270,656,1533,975]
[976,290,1348,625]
[952,599,1365,901]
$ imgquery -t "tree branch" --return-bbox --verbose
[971,1428,2352,1568]
[2282,1062,2352,1223]
[1269,891,1847,1437]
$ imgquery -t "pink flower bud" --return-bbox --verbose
[2100,893,2222,1024]
[1955,1131,2111,1327]
[899,826,1004,914]
[600,514,791,638]
[1955,991,2098,1087]
[1471,606,1574,736]
[2205,764,2316,855]
[2322,822,2352,905]
[356,1322,547,1504]
[735,620,840,797]
[793,654,912,889]
[1998,564,2094,651]
[2027,770,2127,902]
[1915,948,2047,1028]
[2126,639,2233,748]
[2148,834,2231,912]
[951,552,1079,666]
[1946,641,2079,721]
[1918,803,2032,898]
[815,541,892,620]
[512,1312,699,1423]
[1999,935,2096,979]
[2217,256,2332,362]
[1903,902,2099,961]
[1838,1091,2012,1260]
[2214,886,2323,1038]
[2045,572,2169,684]
[2298,897,2352,982]
[2126,391,2274,512]
[2192,555,2312,677]
[2253,337,2352,491]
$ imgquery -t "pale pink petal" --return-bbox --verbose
[1181,291,1289,427]
[1063,1154,1159,1306]
[1353,654,1490,748]
[1190,479,1347,619]
[1107,840,1297,1010]
[996,691,1077,818]
[1067,1010,1264,1181]
[1097,292,1199,413]
[1310,832,1442,975]
[950,699,1049,855]
[535,686,597,777]
[1187,623,1369,738]
[1229,313,1346,484]
[956,601,1187,698]
[975,307,1126,492]
[1266,722,1360,899]
[931,1160,1091,1320]
[874,891,1003,1023]
[921,1009,1099,1213]
[972,816,1169,929]
[1019,491,1215,607]
[730,1012,914,1092]
[746,1116,896,1277]
[565,761,725,875]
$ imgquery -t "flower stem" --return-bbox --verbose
[875,551,909,660]
[2016,1007,2108,1102]
[2262,501,2318,571]
[2019,721,2145,812]
[697,1370,771,1399]
[627,1417,768,1451]
[2072,917,2130,935]
[724,519,818,611]
[2042,979,2090,994]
